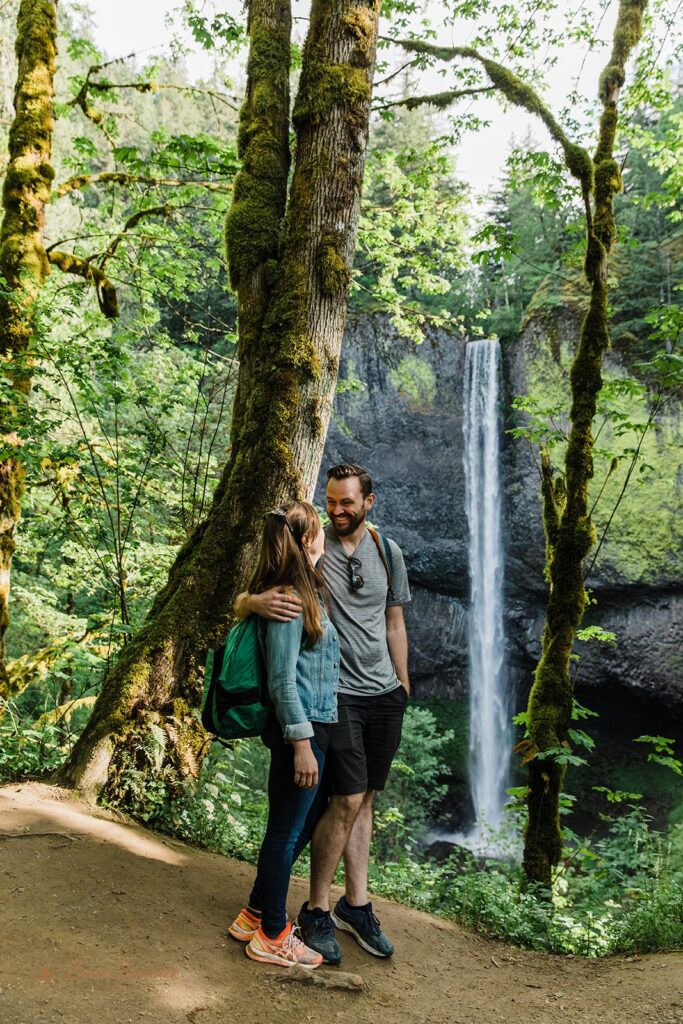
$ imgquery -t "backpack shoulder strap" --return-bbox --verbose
[317,528,329,575]
[367,528,395,601]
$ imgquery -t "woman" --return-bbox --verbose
[228,500,339,969]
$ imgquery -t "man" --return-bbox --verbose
[236,464,411,964]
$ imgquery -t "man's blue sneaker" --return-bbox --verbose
[296,901,342,965]
[331,896,394,958]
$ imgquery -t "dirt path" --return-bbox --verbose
[1,782,681,1024]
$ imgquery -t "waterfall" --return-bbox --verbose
[463,339,510,838]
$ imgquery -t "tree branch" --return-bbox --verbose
[97,204,173,270]
[540,448,561,547]
[55,171,232,198]
[70,57,240,130]
[374,85,494,112]
[47,251,119,318]
[82,78,240,111]
[394,38,593,191]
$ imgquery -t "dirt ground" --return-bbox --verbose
[1,782,681,1024]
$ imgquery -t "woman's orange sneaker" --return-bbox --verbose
[245,922,323,968]
[228,907,261,942]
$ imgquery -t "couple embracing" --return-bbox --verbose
[228,463,411,969]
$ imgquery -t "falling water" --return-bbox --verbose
[463,339,510,839]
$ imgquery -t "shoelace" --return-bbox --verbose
[289,924,307,952]
[363,907,382,936]
[317,911,335,935]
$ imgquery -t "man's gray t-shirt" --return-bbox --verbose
[322,524,411,696]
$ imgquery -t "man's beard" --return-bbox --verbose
[330,507,367,536]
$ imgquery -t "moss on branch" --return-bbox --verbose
[376,85,494,112]
[98,204,172,269]
[55,172,231,198]
[47,251,119,318]
[394,37,594,191]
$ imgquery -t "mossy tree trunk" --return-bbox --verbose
[0,0,57,697]
[522,0,647,886]
[60,0,382,800]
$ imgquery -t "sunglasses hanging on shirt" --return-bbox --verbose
[347,556,364,592]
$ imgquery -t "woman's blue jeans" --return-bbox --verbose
[248,727,327,938]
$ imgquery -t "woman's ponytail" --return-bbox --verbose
[248,501,327,643]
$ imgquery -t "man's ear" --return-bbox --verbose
[365,492,376,510]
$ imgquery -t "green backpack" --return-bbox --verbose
[201,617,272,743]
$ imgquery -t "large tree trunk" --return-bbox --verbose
[60,0,382,800]
[522,0,647,887]
[0,0,57,696]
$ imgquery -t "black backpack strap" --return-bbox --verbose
[367,528,395,602]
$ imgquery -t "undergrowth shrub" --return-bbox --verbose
[373,705,453,859]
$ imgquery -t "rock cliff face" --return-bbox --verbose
[315,313,683,707]
[314,316,471,695]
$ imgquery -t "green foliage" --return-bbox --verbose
[469,163,584,345]
[592,785,644,803]
[355,132,470,341]
[575,625,618,645]
[185,9,245,52]
[370,795,683,956]
[0,685,102,781]
[374,705,454,858]
[470,83,683,349]
[0,16,240,661]
[7,286,235,646]
[1,681,681,958]
[389,357,437,410]
[536,745,589,768]
[634,735,683,776]
[612,875,683,952]
[626,99,683,224]
[0,707,67,778]
[127,739,271,863]
[509,318,683,584]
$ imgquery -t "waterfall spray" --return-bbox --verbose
[463,339,510,839]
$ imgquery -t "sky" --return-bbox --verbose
[84,0,618,195]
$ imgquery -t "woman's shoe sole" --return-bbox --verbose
[330,912,392,958]
[244,945,322,969]
[228,926,256,941]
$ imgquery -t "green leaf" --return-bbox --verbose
[568,728,595,751]
[576,626,617,646]
[592,785,643,803]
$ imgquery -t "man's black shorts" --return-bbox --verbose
[326,685,408,796]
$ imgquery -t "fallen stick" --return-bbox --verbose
[274,965,368,991]
[0,831,79,846]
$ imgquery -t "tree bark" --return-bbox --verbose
[60,0,382,800]
[0,0,57,696]
[522,0,647,886]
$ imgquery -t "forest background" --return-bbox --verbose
[0,0,682,958]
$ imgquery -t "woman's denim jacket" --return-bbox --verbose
[258,607,339,742]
